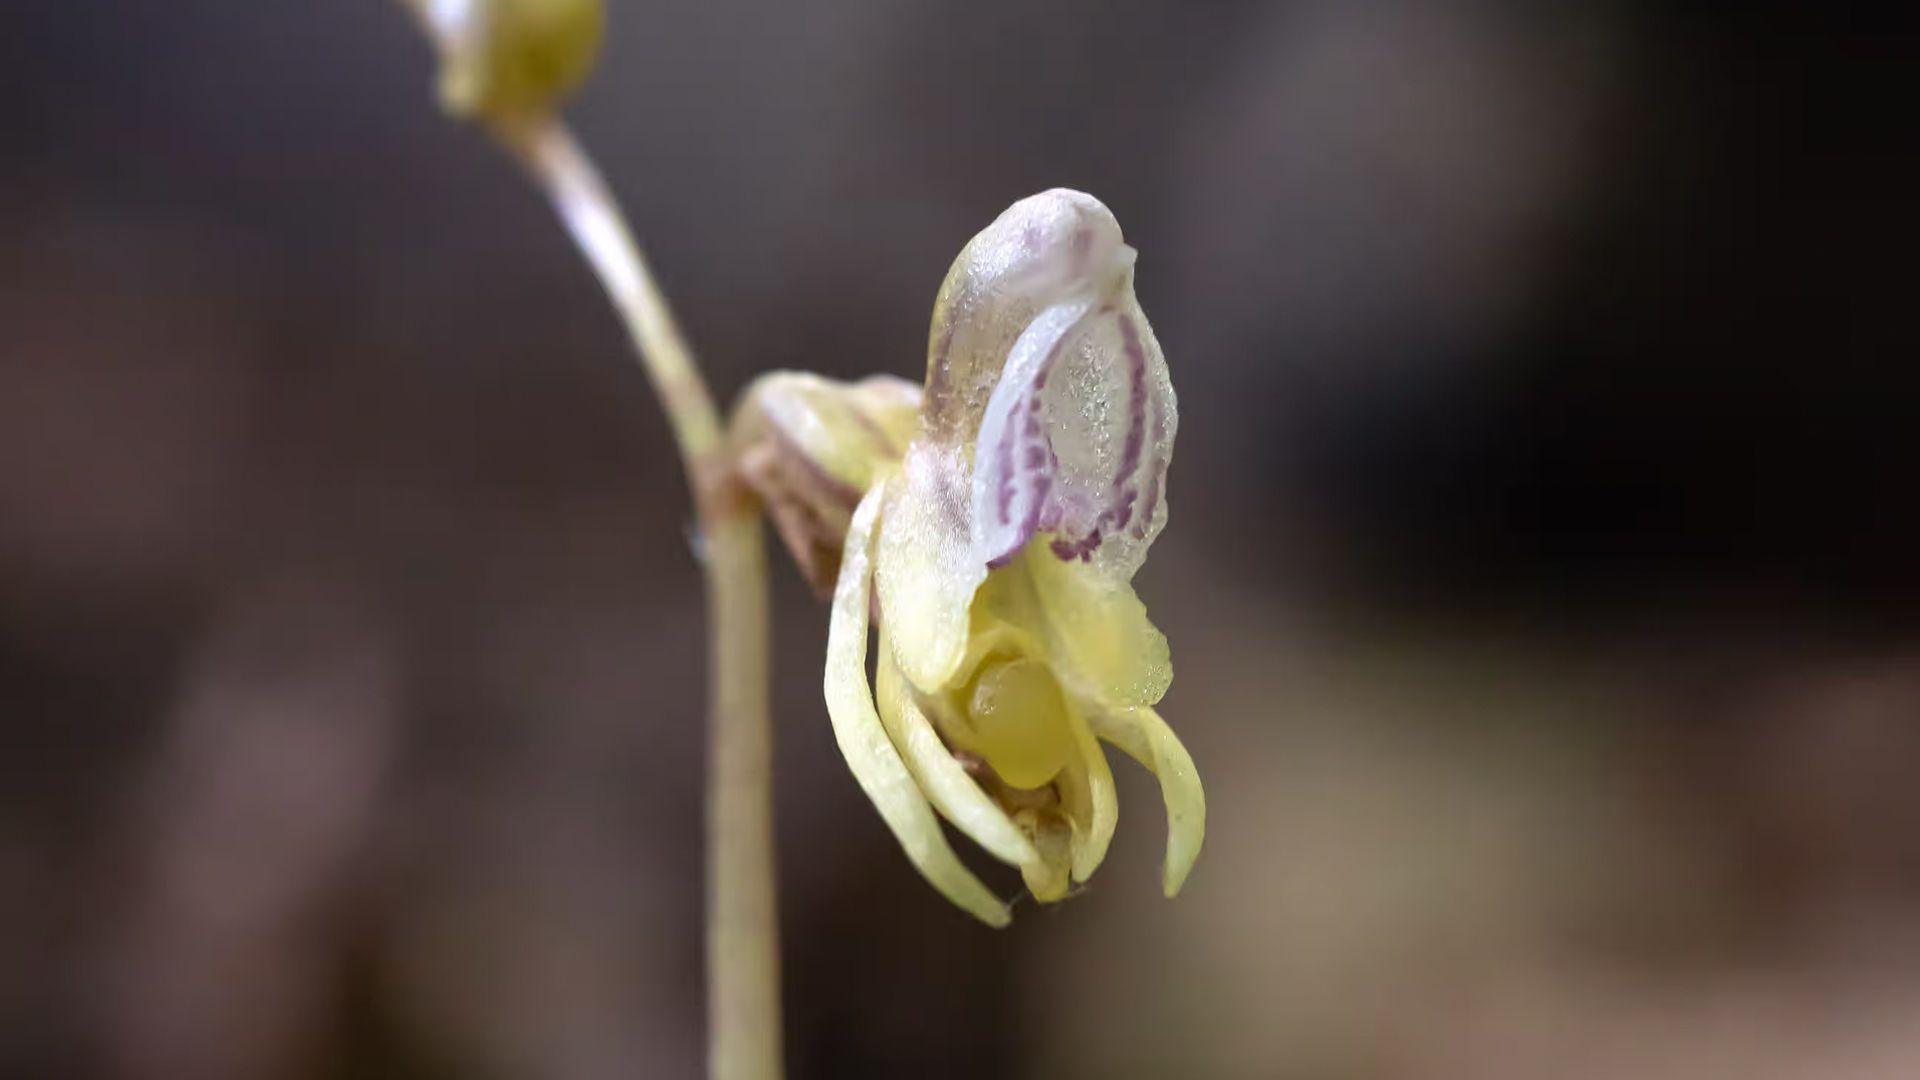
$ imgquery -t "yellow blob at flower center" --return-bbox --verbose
[965,657,1076,790]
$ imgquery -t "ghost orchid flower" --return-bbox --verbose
[822,189,1204,926]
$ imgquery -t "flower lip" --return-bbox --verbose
[962,239,1175,582]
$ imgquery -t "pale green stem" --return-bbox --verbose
[496,118,783,1080]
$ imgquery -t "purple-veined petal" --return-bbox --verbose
[968,273,1177,582]
[921,190,1127,446]
[967,295,1097,571]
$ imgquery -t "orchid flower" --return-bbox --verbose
[745,190,1203,926]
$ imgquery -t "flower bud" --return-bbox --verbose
[422,0,605,122]
[730,372,920,595]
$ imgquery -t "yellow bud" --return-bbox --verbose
[731,371,920,595]
[428,0,604,121]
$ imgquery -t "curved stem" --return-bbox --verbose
[497,118,783,1080]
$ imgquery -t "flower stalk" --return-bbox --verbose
[498,119,783,1080]
[396,1,783,1073]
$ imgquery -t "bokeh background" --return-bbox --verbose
[4,1,1915,1077]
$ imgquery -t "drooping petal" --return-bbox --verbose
[825,483,1010,926]
[1055,703,1118,883]
[1087,705,1205,897]
[874,446,984,694]
[874,625,1039,869]
[922,190,1127,447]
[968,275,1177,582]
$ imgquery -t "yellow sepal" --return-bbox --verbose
[824,484,1009,926]
[875,627,1038,869]
[1087,705,1204,897]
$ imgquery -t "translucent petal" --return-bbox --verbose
[874,446,985,694]
[969,279,1177,582]
[1024,546,1172,707]
[967,295,1097,569]
[921,190,1127,446]
[875,626,1038,869]
[1087,705,1205,897]
[825,483,1010,926]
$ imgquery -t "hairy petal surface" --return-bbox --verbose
[1087,705,1205,897]
[970,278,1177,580]
[922,190,1126,445]
[874,447,983,694]
[825,484,1009,926]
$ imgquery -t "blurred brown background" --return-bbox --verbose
[3,1,1915,1077]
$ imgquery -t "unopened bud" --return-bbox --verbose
[422,0,604,122]
[731,372,920,595]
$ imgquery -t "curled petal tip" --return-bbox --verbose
[1088,706,1204,898]
[922,190,1130,445]
[915,188,1177,584]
